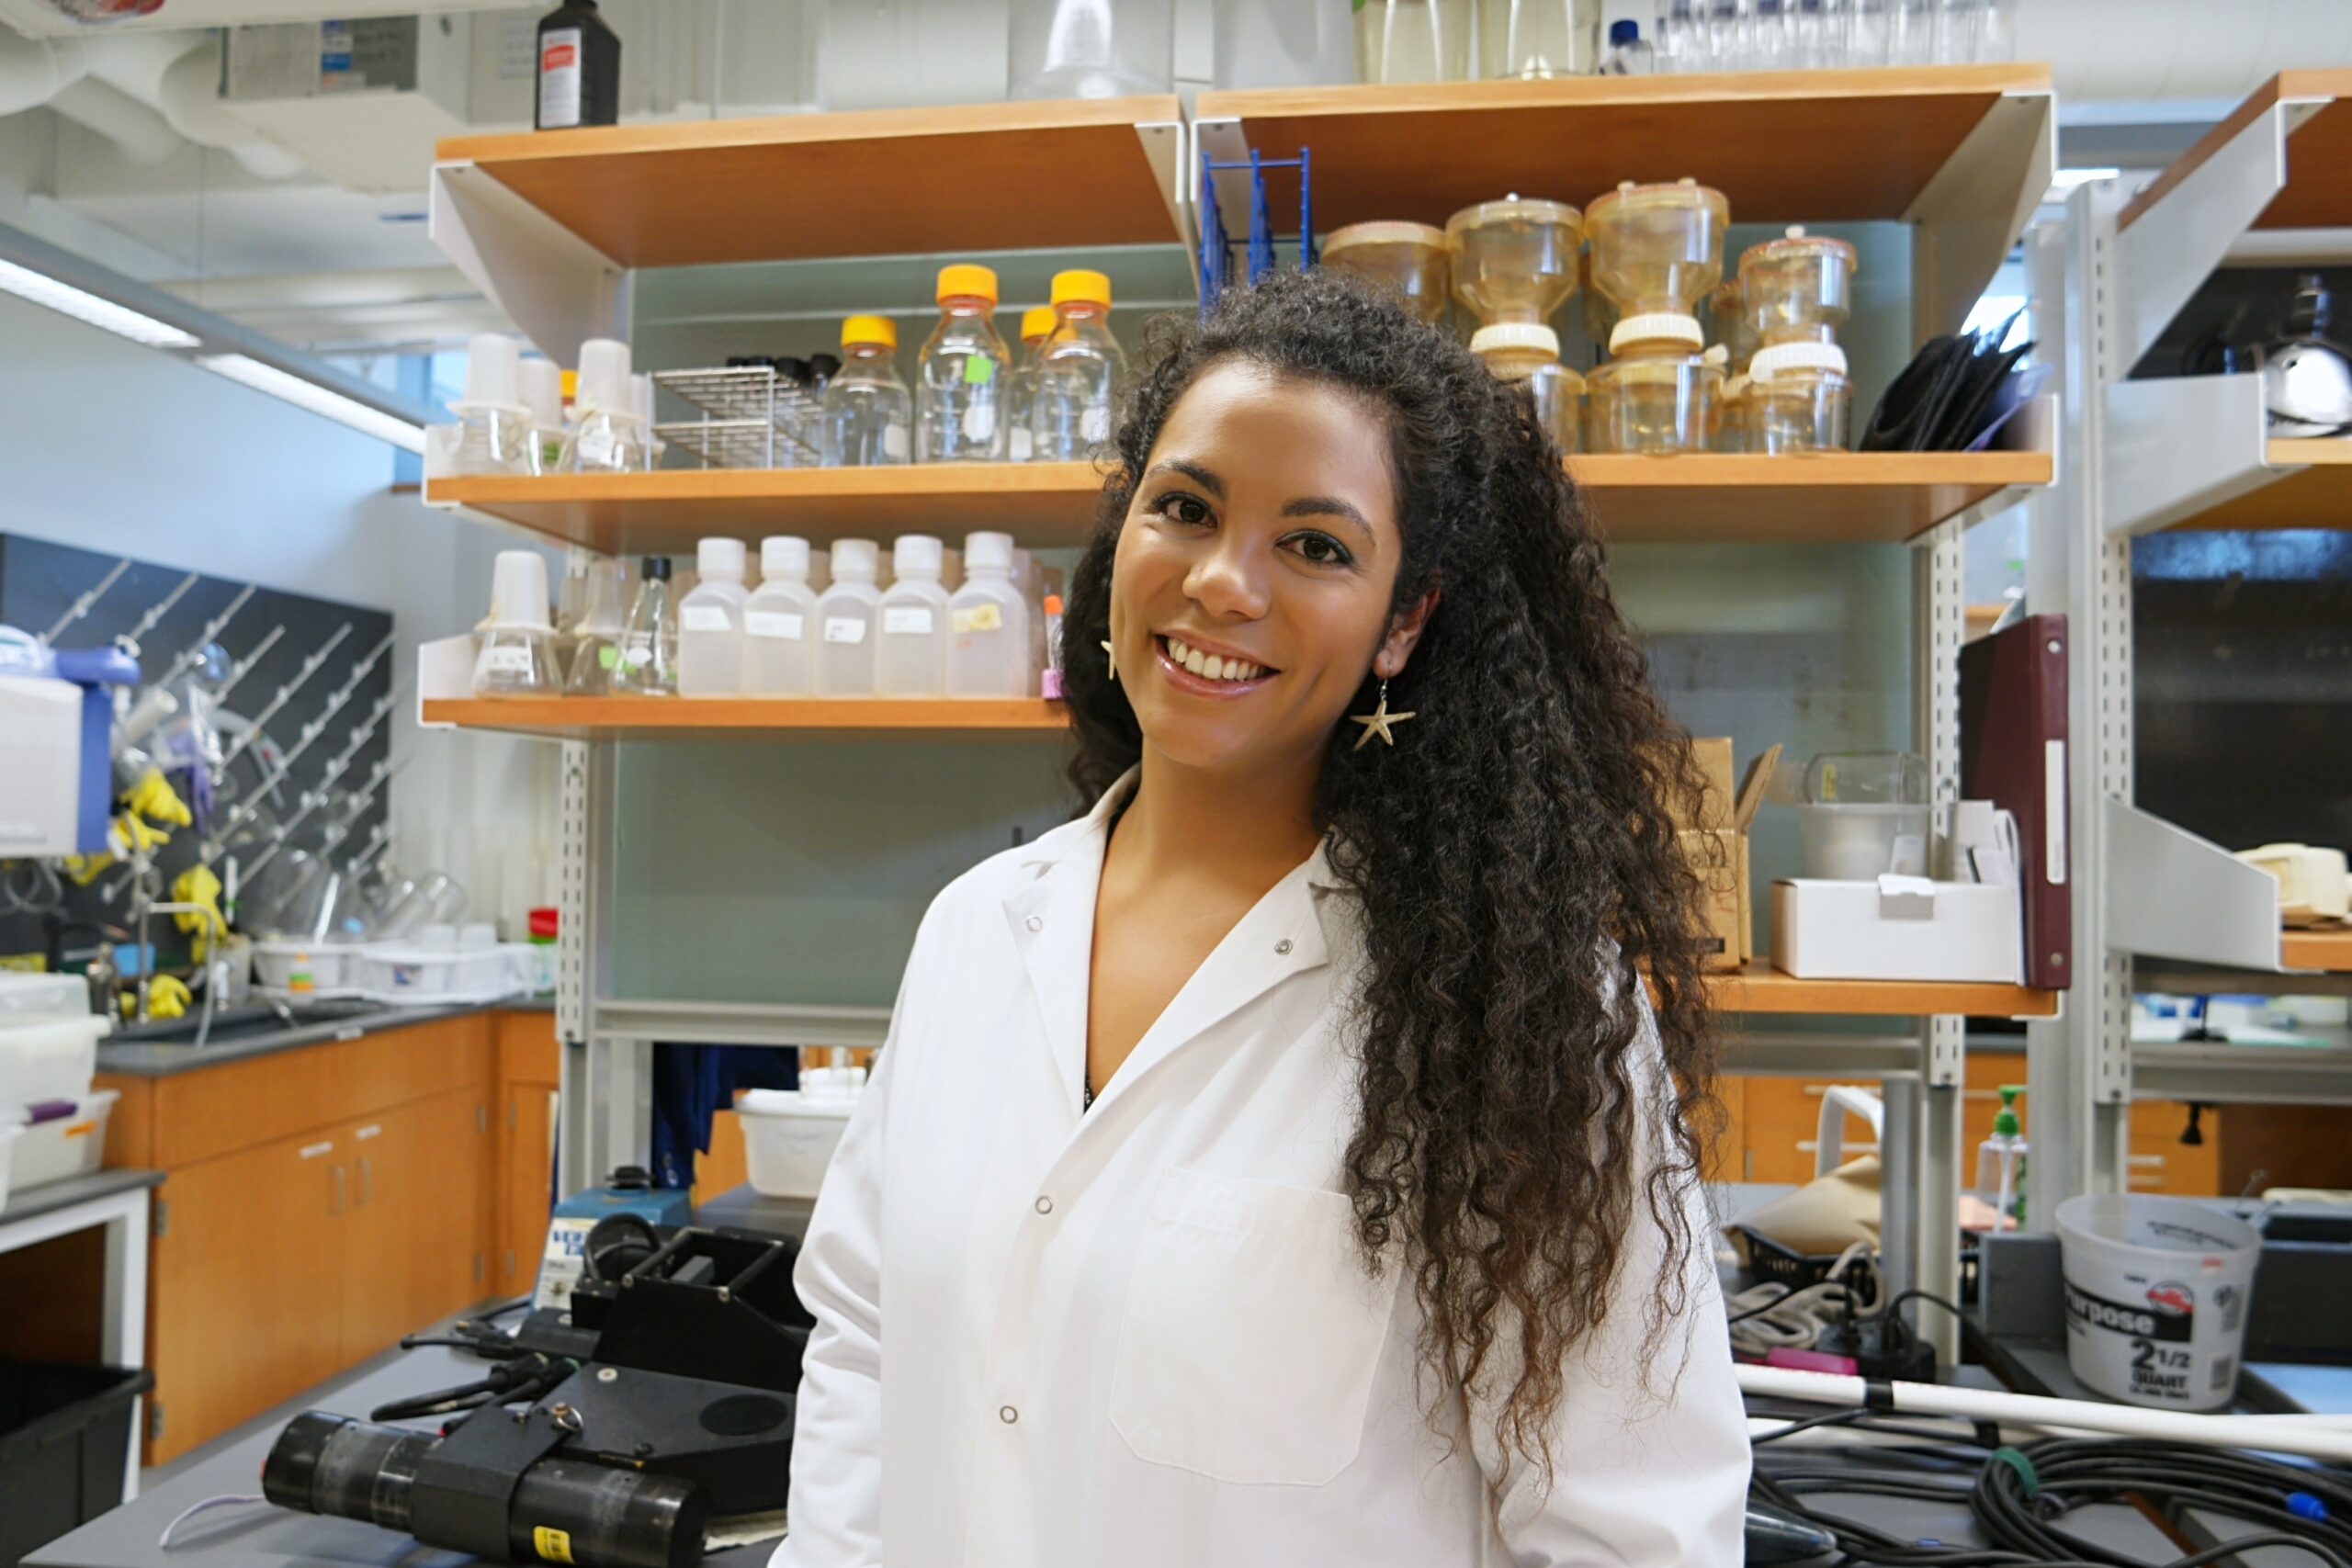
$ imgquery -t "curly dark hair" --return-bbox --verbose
[1059,267,1720,1487]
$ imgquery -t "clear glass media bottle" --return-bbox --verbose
[741,536,818,696]
[876,535,949,696]
[1031,268,1125,461]
[1004,306,1057,463]
[612,555,678,696]
[676,536,748,697]
[824,316,912,467]
[814,538,882,696]
[916,265,1012,463]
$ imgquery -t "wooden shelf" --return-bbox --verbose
[2120,71,2352,234]
[1196,65,2050,231]
[1710,964,2058,1019]
[2159,439,2352,532]
[422,696,1069,742]
[428,451,2050,554]
[2285,928,2352,976]
[435,96,1185,270]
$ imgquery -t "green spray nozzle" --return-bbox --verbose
[1994,1083,2023,1138]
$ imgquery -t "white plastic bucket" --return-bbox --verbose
[737,1089,855,1199]
[13,1089,117,1192]
[2054,1193,2260,1411]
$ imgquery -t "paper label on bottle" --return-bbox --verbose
[1009,427,1034,461]
[537,27,582,128]
[961,403,996,444]
[823,617,868,645]
[1082,404,1112,442]
[746,611,805,640]
[621,639,652,668]
[482,644,536,675]
[883,606,934,636]
[575,423,617,469]
[597,644,619,671]
[951,603,1003,634]
[681,604,730,633]
[883,423,910,460]
[962,355,997,387]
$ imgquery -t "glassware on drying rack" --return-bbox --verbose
[1651,0,2015,69]
[650,363,827,470]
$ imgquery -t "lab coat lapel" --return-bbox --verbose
[1001,771,1134,1119]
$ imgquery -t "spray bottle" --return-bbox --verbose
[1973,1085,2028,1229]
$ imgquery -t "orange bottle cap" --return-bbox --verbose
[841,315,897,350]
[1049,268,1112,308]
[936,264,1000,304]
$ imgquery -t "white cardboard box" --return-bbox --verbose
[1770,876,2023,984]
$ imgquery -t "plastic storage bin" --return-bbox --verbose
[0,1121,21,1213]
[0,1015,102,1114]
[0,1360,154,1568]
[1797,803,1932,880]
[353,942,537,1004]
[737,1089,856,1199]
[12,1090,115,1193]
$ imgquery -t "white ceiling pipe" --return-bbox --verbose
[0,25,84,115]
[153,39,303,181]
[48,74,180,164]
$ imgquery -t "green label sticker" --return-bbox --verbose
[598,645,618,671]
[962,355,997,386]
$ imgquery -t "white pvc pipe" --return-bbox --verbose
[49,76,180,164]
[1739,1364,2352,1464]
[0,28,85,116]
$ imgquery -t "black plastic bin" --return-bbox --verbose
[0,1360,154,1568]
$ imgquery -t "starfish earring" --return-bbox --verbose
[1101,638,1117,682]
[1350,678,1416,750]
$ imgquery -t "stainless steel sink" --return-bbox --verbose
[110,998,387,1047]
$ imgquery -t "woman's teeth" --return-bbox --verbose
[1164,636,1265,682]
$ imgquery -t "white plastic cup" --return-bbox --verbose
[576,338,633,416]
[1798,803,1931,880]
[833,538,880,582]
[893,534,944,579]
[698,536,747,582]
[488,551,553,630]
[2054,1194,2261,1412]
[965,530,1013,571]
[520,357,564,427]
[762,536,810,580]
[464,333,522,406]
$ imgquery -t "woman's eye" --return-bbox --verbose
[1154,492,1212,526]
[1284,531,1353,567]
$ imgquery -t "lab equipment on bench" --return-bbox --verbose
[612,557,679,697]
[1583,178,1730,454]
[741,536,818,696]
[1973,1085,2026,1230]
[1002,305,1056,461]
[1471,323,1584,454]
[1792,750,1931,881]
[266,1225,814,1568]
[876,536,950,696]
[2234,841,2349,925]
[916,265,1012,463]
[824,316,912,467]
[566,339,646,474]
[1446,197,1582,326]
[448,333,532,477]
[564,562,628,695]
[1738,227,1857,451]
[946,531,1032,696]
[675,537,747,698]
[1009,0,1174,98]
[535,1165,695,1312]
[1029,269,1125,460]
[1319,221,1450,325]
[472,553,560,697]
[814,539,883,696]
[0,628,138,858]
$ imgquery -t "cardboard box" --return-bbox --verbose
[1770,876,2024,984]
[1685,738,1736,830]
[1679,828,1745,972]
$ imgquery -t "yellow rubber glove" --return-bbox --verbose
[112,812,172,860]
[172,865,225,957]
[125,769,192,829]
[123,974,189,1021]
[61,852,114,886]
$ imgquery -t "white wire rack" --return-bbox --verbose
[651,365,826,469]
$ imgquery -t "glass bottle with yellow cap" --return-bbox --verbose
[824,315,912,468]
[1004,305,1057,463]
[917,264,1013,463]
[1031,269,1126,462]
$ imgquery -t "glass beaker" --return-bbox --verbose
[1008,0,1175,98]
[1354,0,1472,83]
[1585,177,1729,323]
[1321,222,1451,325]
[1445,197,1583,327]
[1478,0,1600,77]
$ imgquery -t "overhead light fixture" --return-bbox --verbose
[2049,166,2124,193]
[196,353,428,453]
[0,256,198,348]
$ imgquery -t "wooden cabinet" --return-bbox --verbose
[97,1011,494,1464]
[494,1010,560,1299]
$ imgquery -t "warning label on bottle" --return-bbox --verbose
[538,27,582,128]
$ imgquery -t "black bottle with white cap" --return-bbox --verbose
[536,0,620,130]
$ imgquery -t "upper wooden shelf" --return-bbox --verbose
[2285,928,2352,976]
[2120,71,2352,234]
[422,696,1069,742]
[1194,65,2052,231]
[1709,964,2058,1019]
[435,97,1186,270]
[426,451,2050,554]
[2157,438,2352,532]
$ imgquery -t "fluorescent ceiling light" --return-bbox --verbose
[2050,166,2124,192]
[0,256,198,349]
[197,353,427,454]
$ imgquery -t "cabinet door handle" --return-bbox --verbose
[357,1156,372,1208]
[331,1164,346,1216]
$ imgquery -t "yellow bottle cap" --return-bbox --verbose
[1020,305,1057,340]
[841,314,897,350]
[1050,268,1112,308]
[560,367,578,401]
[936,264,1000,304]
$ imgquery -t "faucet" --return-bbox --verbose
[135,900,231,1048]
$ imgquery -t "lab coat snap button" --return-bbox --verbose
[1035,1196,1053,1214]
[1274,938,1294,955]
[1000,1405,1020,1425]
[1026,915,1044,932]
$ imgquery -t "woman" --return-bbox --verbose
[778,268,1749,1567]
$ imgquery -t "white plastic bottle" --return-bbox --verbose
[916,265,1012,463]
[1031,268,1126,460]
[677,537,748,697]
[947,531,1031,696]
[1973,1085,2029,1229]
[876,535,950,696]
[741,536,818,696]
[814,538,882,697]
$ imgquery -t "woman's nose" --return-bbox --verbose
[1184,536,1272,621]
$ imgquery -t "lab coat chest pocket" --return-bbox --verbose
[1109,1168,1398,1487]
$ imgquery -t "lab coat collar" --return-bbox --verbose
[1003,765,1349,1120]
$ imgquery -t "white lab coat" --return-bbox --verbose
[776,769,1750,1568]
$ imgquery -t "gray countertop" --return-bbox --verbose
[0,1167,161,1228]
[95,995,553,1078]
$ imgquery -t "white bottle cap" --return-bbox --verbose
[1610,312,1705,353]
[575,338,633,417]
[519,356,563,427]
[463,333,522,408]
[831,538,880,581]
[964,530,1014,571]
[697,536,746,581]
[1749,339,1849,382]
[488,550,553,630]
[1469,322,1561,358]
[893,534,944,578]
[761,535,810,579]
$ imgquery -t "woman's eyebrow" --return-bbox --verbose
[1142,457,1224,496]
[1282,495,1375,547]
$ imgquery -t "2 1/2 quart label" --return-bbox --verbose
[2064,1279,2194,1342]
